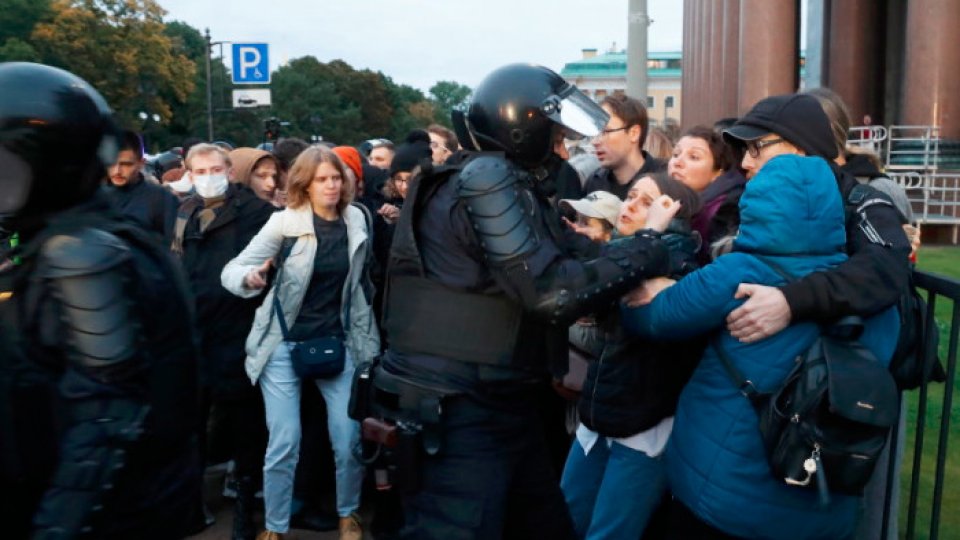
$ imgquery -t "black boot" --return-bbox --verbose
[232,476,256,540]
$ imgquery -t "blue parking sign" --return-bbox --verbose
[232,43,270,84]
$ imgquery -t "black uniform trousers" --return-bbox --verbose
[400,393,577,540]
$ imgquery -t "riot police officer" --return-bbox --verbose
[0,62,202,539]
[367,64,681,539]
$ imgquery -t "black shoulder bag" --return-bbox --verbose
[715,258,899,505]
[271,237,345,380]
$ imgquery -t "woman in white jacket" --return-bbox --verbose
[222,146,379,540]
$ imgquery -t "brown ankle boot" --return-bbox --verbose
[255,531,283,540]
[338,513,363,540]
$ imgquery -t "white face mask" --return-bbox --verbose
[193,173,228,199]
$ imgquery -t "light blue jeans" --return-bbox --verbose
[561,439,666,540]
[259,342,362,533]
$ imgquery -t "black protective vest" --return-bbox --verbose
[383,162,542,370]
[384,155,580,373]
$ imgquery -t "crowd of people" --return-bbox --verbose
[0,59,920,540]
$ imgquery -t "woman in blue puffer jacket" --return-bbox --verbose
[621,154,899,539]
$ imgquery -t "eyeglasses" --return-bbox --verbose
[745,138,785,158]
[596,126,633,139]
[594,126,630,139]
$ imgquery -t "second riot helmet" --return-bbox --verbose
[0,62,119,220]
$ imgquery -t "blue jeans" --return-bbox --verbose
[561,439,666,540]
[259,343,362,533]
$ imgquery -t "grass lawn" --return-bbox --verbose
[900,246,960,539]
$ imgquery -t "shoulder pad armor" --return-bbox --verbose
[40,228,140,377]
[457,155,519,197]
[455,156,540,264]
[40,228,131,279]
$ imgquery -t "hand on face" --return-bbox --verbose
[644,194,681,232]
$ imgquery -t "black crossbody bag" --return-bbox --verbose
[270,237,345,380]
[714,258,898,505]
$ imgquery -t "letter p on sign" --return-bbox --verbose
[231,43,270,84]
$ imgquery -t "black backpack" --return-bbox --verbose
[844,183,946,390]
[715,258,900,504]
[715,318,899,503]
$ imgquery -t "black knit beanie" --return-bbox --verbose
[389,129,432,177]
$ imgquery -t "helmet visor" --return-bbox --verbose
[543,86,609,139]
[0,146,32,214]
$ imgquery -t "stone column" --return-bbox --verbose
[737,0,798,114]
[705,0,724,124]
[903,0,960,138]
[697,0,712,125]
[681,0,699,127]
[826,0,882,126]
[720,0,741,121]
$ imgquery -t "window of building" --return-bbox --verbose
[646,96,655,109]
[665,96,675,108]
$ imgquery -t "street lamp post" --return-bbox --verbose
[204,28,214,141]
[627,0,650,100]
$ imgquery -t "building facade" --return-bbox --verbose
[561,49,682,127]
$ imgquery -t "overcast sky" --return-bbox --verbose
[156,0,685,92]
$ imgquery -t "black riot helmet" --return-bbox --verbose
[464,64,608,167]
[0,62,120,219]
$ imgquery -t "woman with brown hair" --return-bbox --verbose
[222,146,379,540]
[667,126,746,263]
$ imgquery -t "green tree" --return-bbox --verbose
[0,38,41,62]
[429,80,471,127]
[382,75,436,140]
[0,0,52,42]
[31,0,195,129]
[0,0,51,62]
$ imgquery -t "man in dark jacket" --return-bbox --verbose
[582,94,666,200]
[722,94,911,340]
[172,142,276,540]
[104,130,180,243]
[0,62,201,540]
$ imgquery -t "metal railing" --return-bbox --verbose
[888,270,959,540]
[889,172,960,226]
[848,125,889,157]
[886,126,941,172]
[849,124,944,173]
